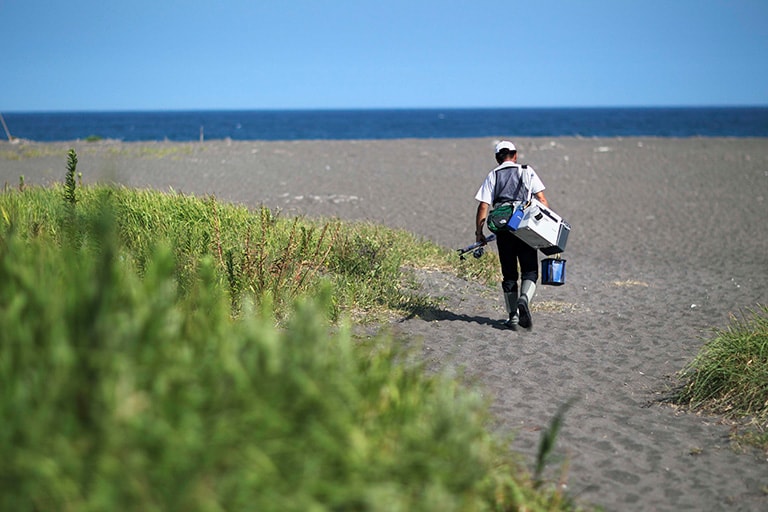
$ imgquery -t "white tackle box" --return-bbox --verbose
[508,199,570,255]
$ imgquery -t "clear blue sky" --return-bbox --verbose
[2,0,767,111]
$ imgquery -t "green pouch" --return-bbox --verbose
[487,203,515,233]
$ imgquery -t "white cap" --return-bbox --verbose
[495,140,516,154]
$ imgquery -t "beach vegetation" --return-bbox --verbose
[674,306,768,451]
[0,179,495,323]
[0,184,438,323]
[0,150,588,511]
[0,143,68,161]
[0,147,44,161]
[0,141,196,164]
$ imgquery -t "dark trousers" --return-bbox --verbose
[496,231,538,294]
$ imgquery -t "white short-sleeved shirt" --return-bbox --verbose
[475,163,545,205]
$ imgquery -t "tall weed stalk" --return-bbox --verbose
[63,149,78,206]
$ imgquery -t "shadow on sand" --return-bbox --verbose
[401,306,511,330]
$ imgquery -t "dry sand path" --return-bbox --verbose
[2,137,767,511]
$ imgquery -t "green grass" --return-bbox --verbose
[0,151,588,511]
[0,145,69,161]
[0,142,498,320]
[0,219,513,511]
[674,306,768,451]
[0,141,195,163]
[1,182,490,323]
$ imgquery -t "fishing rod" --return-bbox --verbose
[456,233,496,260]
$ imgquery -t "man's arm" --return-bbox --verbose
[475,202,489,242]
[534,191,549,208]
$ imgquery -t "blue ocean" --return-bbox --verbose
[2,107,767,142]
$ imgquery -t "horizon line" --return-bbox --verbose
[2,104,768,115]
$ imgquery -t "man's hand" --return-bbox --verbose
[475,202,489,243]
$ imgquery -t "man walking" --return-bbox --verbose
[474,141,549,330]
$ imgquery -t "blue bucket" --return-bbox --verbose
[541,258,566,286]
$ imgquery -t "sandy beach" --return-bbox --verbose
[2,137,767,510]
